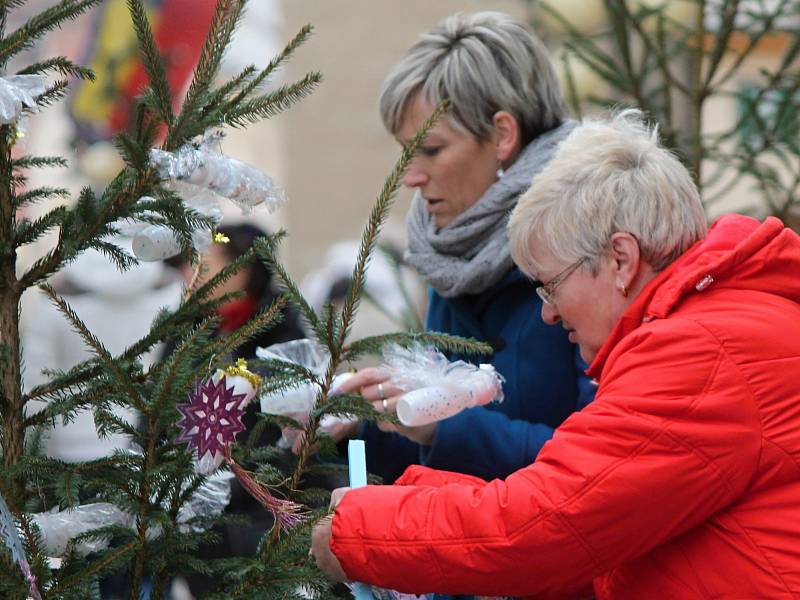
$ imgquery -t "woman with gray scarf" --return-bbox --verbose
[339,12,594,496]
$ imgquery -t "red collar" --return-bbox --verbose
[217,295,258,333]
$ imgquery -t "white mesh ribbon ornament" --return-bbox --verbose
[0,74,47,125]
[381,343,504,427]
[149,139,287,214]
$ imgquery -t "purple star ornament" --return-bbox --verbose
[176,377,248,473]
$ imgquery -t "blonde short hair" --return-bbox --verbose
[379,11,567,144]
[509,111,707,275]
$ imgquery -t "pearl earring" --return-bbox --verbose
[619,283,628,298]
[496,162,505,179]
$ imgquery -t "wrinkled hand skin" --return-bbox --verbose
[311,488,351,582]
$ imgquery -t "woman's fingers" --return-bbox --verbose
[329,486,351,509]
[332,367,388,395]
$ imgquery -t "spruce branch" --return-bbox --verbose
[148,318,217,432]
[13,185,69,208]
[0,0,102,66]
[336,100,450,350]
[15,205,67,246]
[113,132,149,170]
[18,56,94,80]
[248,357,322,389]
[344,331,493,362]
[167,0,246,148]
[220,72,323,128]
[49,541,138,595]
[253,234,322,337]
[34,79,69,108]
[13,155,68,170]
[226,24,314,108]
[205,295,287,361]
[199,64,257,114]
[127,0,174,126]
[40,285,147,412]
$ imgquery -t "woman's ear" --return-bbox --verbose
[492,111,521,164]
[608,232,641,289]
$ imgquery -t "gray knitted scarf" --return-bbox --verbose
[405,120,576,298]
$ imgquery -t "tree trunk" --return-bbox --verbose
[0,129,23,500]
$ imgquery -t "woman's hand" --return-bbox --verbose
[311,487,351,582]
[338,368,437,446]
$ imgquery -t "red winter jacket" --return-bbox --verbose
[330,215,800,599]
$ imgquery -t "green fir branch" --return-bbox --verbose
[336,100,449,349]
[13,185,69,208]
[13,155,68,170]
[249,357,321,387]
[167,0,246,148]
[0,0,103,66]
[206,296,287,361]
[86,238,138,272]
[113,132,149,170]
[345,331,493,362]
[40,285,147,412]
[127,0,174,125]
[199,64,257,114]
[49,540,138,595]
[220,72,323,128]
[148,318,217,433]
[227,24,314,107]
[253,234,322,337]
[34,79,69,108]
[18,56,94,80]
[15,204,67,246]
[221,71,323,125]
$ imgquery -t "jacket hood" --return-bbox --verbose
[588,214,800,378]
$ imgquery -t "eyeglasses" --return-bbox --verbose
[536,258,586,306]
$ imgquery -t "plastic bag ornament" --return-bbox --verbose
[0,494,43,600]
[0,74,47,125]
[129,189,224,262]
[30,471,233,557]
[256,340,357,447]
[149,137,287,214]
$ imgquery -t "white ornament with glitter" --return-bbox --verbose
[382,343,504,427]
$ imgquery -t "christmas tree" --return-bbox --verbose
[529,0,800,227]
[0,1,487,598]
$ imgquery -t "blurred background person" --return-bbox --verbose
[22,239,183,461]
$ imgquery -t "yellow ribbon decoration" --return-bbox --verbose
[224,358,262,389]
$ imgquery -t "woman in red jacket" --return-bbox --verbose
[311,111,800,599]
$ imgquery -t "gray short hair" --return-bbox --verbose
[379,11,568,144]
[509,110,708,275]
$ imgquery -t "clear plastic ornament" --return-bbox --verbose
[149,141,287,214]
[0,75,47,124]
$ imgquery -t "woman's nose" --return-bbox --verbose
[403,162,428,188]
[541,302,561,326]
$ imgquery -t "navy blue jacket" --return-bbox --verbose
[362,267,595,483]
